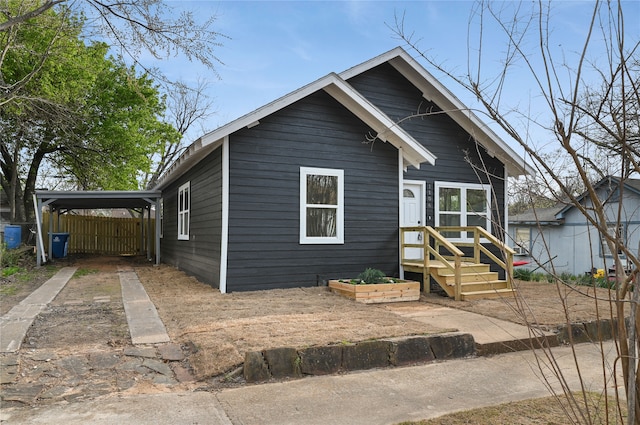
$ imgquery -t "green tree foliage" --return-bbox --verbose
[0,2,180,222]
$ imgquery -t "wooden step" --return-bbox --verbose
[402,261,490,275]
[436,271,500,285]
[459,280,509,292]
[433,263,491,274]
[460,288,517,300]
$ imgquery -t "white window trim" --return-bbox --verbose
[178,181,190,241]
[434,181,491,242]
[300,167,344,244]
[514,226,530,255]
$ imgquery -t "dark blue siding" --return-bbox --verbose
[161,148,223,287]
[226,90,400,291]
[347,63,506,228]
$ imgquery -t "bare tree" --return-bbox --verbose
[394,0,639,422]
[144,78,216,189]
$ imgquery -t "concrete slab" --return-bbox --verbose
[3,304,45,320]
[0,267,77,353]
[21,267,77,305]
[217,341,620,425]
[1,342,619,424]
[0,392,233,425]
[119,271,170,345]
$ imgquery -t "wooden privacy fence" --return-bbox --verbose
[42,212,155,256]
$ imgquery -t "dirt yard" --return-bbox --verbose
[1,255,622,387]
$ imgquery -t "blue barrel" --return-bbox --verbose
[51,233,70,258]
[4,225,21,249]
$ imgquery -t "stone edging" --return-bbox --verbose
[243,333,475,383]
[554,317,629,345]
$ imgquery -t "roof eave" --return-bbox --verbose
[322,76,436,168]
[155,72,437,189]
[341,47,532,177]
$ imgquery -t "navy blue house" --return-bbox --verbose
[153,47,531,293]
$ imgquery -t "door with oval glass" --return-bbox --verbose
[402,181,426,261]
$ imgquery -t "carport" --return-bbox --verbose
[34,190,162,266]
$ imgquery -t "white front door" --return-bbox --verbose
[402,181,426,261]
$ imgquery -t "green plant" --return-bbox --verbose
[513,268,532,281]
[0,284,18,296]
[1,266,20,277]
[356,268,387,284]
[0,243,23,268]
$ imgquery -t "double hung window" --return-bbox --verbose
[300,167,344,244]
[178,182,190,240]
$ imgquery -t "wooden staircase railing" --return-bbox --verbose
[401,226,516,300]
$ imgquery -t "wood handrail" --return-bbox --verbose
[401,226,464,300]
[434,226,514,290]
[401,225,515,298]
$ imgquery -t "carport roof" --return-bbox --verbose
[35,190,161,210]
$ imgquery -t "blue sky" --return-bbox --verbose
[152,1,639,151]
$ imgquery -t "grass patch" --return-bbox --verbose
[73,268,99,278]
[0,284,19,296]
[16,265,57,282]
[398,392,625,425]
[2,265,21,277]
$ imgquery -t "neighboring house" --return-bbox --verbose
[153,47,531,293]
[509,176,640,276]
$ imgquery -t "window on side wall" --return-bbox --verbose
[178,182,190,240]
[300,167,344,244]
[601,223,626,257]
[514,227,530,255]
[434,181,491,242]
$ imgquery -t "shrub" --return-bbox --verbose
[0,243,23,268]
[513,268,532,281]
[356,268,387,284]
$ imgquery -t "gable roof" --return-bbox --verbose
[154,72,435,189]
[341,47,532,178]
[509,204,564,225]
[555,176,640,219]
[509,176,640,224]
[154,47,530,190]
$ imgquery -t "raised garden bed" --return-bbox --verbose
[328,279,420,304]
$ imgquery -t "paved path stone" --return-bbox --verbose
[1,383,45,404]
[124,346,157,358]
[0,268,77,353]
[157,343,184,361]
[170,364,195,382]
[143,358,173,376]
[29,351,58,362]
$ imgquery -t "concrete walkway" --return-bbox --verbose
[0,267,77,352]
[119,271,170,345]
[384,302,559,354]
[1,341,622,424]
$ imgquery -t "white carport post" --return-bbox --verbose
[155,196,161,265]
[144,196,161,265]
[32,194,47,266]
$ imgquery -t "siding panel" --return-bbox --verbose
[161,147,223,287]
[348,63,507,268]
[226,91,400,291]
